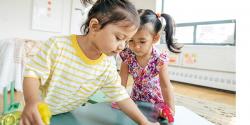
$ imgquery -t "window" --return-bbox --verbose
[162,0,236,45]
[175,20,236,45]
[175,26,194,44]
[196,23,235,45]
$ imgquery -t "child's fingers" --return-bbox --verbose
[170,108,175,116]
[111,102,120,109]
[150,122,160,125]
[20,114,31,125]
[33,110,45,125]
[20,117,31,125]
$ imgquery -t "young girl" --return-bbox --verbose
[20,1,159,125]
[119,9,182,120]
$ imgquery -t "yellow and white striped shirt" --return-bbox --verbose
[24,34,129,115]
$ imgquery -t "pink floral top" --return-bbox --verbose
[120,47,169,104]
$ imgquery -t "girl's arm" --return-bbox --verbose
[20,77,44,125]
[23,77,41,103]
[119,62,129,87]
[159,64,175,115]
[118,63,159,125]
[117,98,159,125]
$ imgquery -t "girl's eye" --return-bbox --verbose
[116,36,122,41]
[140,41,146,44]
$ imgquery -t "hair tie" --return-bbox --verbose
[156,13,161,18]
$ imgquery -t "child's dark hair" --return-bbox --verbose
[138,9,182,53]
[81,0,140,34]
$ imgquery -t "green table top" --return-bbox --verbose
[51,102,166,125]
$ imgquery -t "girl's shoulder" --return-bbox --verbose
[45,35,73,48]
[120,48,133,55]
[153,47,169,65]
[119,48,134,62]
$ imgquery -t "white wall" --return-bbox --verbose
[176,45,235,72]
[156,44,236,91]
[156,45,235,72]
[130,0,162,13]
[70,0,92,35]
[0,0,162,41]
[0,0,72,41]
[130,0,155,10]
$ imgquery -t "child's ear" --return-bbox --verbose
[89,18,101,32]
[153,33,160,43]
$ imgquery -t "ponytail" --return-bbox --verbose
[160,13,182,53]
[137,9,182,53]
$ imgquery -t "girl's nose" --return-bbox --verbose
[135,44,140,49]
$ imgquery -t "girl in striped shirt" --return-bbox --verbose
[20,0,159,125]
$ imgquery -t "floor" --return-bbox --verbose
[172,81,235,106]
[0,81,236,112]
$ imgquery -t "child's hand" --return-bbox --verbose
[160,105,174,123]
[111,102,120,109]
[20,102,44,125]
[170,108,175,116]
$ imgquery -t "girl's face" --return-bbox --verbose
[89,19,138,56]
[128,25,159,57]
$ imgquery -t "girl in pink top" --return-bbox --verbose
[119,9,182,122]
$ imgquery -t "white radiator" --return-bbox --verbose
[168,66,235,91]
